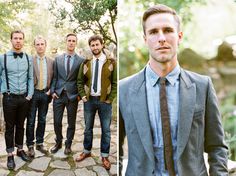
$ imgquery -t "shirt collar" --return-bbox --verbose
[146,64,180,87]
[65,53,75,58]
[93,52,106,62]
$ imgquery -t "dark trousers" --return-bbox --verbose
[2,93,30,153]
[53,91,78,147]
[83,96,112,156]
[26,90,50,147]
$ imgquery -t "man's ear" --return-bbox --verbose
[178,31,183,45]
[143,34,147,44]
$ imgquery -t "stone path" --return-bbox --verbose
[0,102,117,176]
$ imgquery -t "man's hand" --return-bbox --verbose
[82,96,87,102]
[25,96,31,101]
[105,99,111,104]
[46,90,51,96]
[52,93,59,99]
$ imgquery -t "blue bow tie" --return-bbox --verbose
[13,52,23,59]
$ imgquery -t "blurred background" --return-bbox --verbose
[119,0,236,170]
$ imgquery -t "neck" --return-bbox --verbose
[149,56,178,77]
[67,50,74,56]
[94,53,102,59]
[12,48,22,53]
[38,53,45,58]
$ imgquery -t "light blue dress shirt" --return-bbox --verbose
[146,64,180,176]
[36,56,47,89]
[0,50,34,97]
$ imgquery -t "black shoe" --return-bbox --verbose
[36,145,48,154]
[64,147,72,155]
[7,155,15,170]
[28,146,35,157]
[17,150,31,162]
[50,143,62,154]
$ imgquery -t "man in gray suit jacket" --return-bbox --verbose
[119,4,228,176]
[50,33,84,155]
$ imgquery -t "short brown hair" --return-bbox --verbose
[11,30,25,39]
[88,35,103,45]
[33,35,47,45]
[142,4,181,34]
[66,33,77,40]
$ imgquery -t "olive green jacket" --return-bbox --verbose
[77,53,117,102]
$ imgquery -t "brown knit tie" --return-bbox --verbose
[159,77,176,176]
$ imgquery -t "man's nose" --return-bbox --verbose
[157,31,166,43]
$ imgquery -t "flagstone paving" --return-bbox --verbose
[0,102,117,175]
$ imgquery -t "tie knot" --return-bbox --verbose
[160,77,166,85]
[13,52,23,59]
[67,55,71,59]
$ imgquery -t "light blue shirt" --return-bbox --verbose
[36,56,47,89]
[64,53,75,74]
[0,50,34,97]
[146,64,180,176]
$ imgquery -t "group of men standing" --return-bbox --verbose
[0,30,117,171]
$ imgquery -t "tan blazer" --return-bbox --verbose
[33,56,54,90]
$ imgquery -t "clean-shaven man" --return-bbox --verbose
[50,33,84,155]
[119,4,228,176]
[26,36,54,157]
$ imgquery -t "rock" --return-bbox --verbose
[50,160,71,169]
[28,157,51,171]
[48,169,75,176]
[74,168,96,176]
[110,164,117,175]
[93,166,109,176]
[0,168,9,176]
[16,170,44,176]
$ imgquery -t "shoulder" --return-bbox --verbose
[120,69,145,90]
[181,69,211,87]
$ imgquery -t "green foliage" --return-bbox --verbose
[119,0,205,79]
[0,0,35,52]
[49,0,117,46]
[220,91,236,160]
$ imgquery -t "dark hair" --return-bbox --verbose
[142,4,181,34]
[66,33,77,40]
[10,30,25,39]
[88,35,103,45]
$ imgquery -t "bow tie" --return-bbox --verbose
[13,52,23,59]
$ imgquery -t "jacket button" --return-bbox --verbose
[152,170,155,174]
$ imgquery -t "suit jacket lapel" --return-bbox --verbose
[33,56,39,82]
[130,68,155,163]
[177,69,196,159]
[59,54,67,79]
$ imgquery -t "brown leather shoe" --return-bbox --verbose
[75,152,91,162]
[102,157,111,170]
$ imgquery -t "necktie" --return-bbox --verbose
[13,52,23,58]
[39,58,44,90]
[67,55,71,76]
[159,77,176,176]
[93,59,99,93]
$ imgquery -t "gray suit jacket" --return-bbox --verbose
[50,53,84,101]
[119,67,228,176]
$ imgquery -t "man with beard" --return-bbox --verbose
[76,35,117,170]
[0,30,34,170]
[119,4,228,176]
[50,33,84,155]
